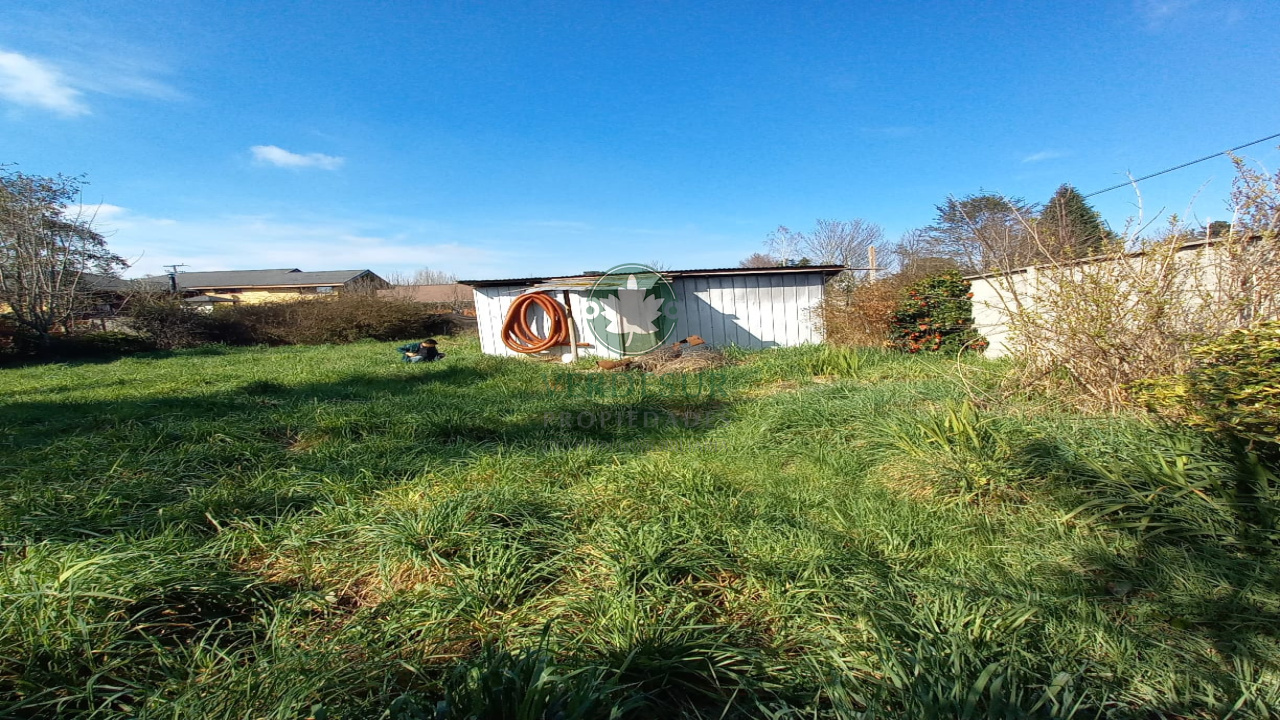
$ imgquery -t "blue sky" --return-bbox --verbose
[2,0,1277,280]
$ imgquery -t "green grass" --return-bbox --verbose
[1,336,1277,718]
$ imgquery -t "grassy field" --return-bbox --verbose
[1,336,1277,719]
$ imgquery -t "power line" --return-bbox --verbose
[1083,131,1280,199]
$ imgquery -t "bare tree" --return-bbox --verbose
[738,252,779,268]
[765,219,881,270]
[802,219,882,268]
[765,226,806,267]
[892,228,964,283]
[921,193,1041,273]
[0,169,127,347]
[385,266,457,285]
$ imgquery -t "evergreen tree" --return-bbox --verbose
[1205,220,1232,239]
[1040,184,1108,257]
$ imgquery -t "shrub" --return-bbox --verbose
[1131,321,1280,449]
[123,296,210,349]
[123,294,459,348]
[0,327,157,360]
[806,346,868,378]
[211,295,454,345]
[816,279,900,348]
[887,272,986,354]
[205,302,292,345]
[60,331,157,356]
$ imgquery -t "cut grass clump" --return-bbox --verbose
[2,335,1278,718]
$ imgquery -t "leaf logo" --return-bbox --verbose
[585,264,677,356]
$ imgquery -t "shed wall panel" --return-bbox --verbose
[470,271,830,357]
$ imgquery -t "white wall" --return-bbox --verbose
[670,273,825,348]
[969,269,1032,358]
[473,285,623,358]
[968,241,1253,358]
[469,272,828,357]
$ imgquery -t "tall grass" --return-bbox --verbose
[1,336,1276,718]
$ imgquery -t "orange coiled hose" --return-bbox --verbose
[501,292,570,353]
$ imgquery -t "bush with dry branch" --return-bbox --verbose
[977,154,1280,410]
[126,294,459,348]
[816,279,900,348]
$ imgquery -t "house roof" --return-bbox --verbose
[139,268,380,290]
[377,284,472,302]
[82,273,149,292]
[458,264,849,288]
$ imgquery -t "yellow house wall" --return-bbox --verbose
[206,287,344,304]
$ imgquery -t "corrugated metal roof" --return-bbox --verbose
[459,264,848,288]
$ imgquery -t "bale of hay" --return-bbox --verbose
[648,344,728,375]
[631,342,683,372]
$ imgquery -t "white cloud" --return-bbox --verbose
[1135,0,1199,26]
[251,145,345,170]
[860,125,919,139]
[92,206,508,280]
[64,202,130,224]
[0,50,87,116]
[1022,150,1067,163]
[80,203,750,283]
[524,220,593,232]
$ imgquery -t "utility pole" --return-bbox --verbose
[164,264,188,293]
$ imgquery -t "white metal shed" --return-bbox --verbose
[459,265,845,358]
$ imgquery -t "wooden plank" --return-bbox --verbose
[492,288,519,357]
[673,278,693,341]
[695,277,714,346]
[770,274,786,345]
[480,286,531,357]
[711,276,734,347]
[731,275,750,348]
[568,289,620,359]
[720,276,740,347]
[747,276,764,345]
[794,276,815,343]
[474,287,502,355]
[740,275,763,349]
[805,275,826,343]
[701,277,721,346]
[797,275,817,344]
[780,274,797,345]
[472,289,491,353]
[730,275,746,348]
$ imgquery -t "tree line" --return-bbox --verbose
[741,183,1114,277]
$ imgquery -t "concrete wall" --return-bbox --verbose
[968,241,1257,358]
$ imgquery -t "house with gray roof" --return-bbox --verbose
[142,268,390,304]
